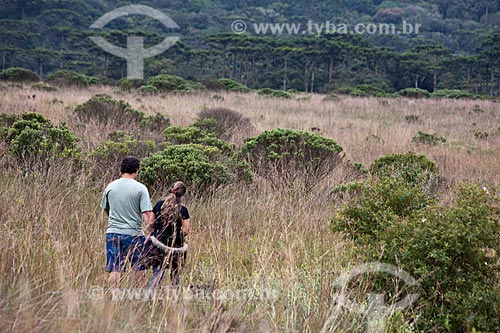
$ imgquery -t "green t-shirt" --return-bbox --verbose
[100,178,153,236]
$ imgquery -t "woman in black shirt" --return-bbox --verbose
[142,181,190,287]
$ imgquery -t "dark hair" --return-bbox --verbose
[120,156,140,174]
[169,181,187,198]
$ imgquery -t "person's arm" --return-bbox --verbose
[100,190,110,216]
[143,211,154,233]
[182,218,190,237]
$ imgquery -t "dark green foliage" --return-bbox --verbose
[137,85,158,96]
[196,107,253,140]
[1,112,79,175]
[216,78,251,92]
[0,67,39,82]
[74,94,143,126]
[117,78,144,92]
[163,125,232,153]
[90,131,156,177]
[431,89,478,100]
[397,88,431,98]
[412,131,447,145]
[147,74,205,92]
[332,181,500,332]
[45,70,98,87]
[258,88,292,99]
[31,82,57,92]
[369,152,439,192]
[139,144,233,193]
[140,113,170,133]
[239,128,344,187]
[335,87,368,97]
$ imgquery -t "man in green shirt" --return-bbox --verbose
[101,156,153,288]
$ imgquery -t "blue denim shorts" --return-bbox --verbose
[105,233,146,272]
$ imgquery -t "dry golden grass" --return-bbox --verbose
[0,82,498,332]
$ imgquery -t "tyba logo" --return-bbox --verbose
[89,5,179,79]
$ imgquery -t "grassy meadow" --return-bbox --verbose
[0,83,499,332]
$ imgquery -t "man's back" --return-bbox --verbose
[101,178,151,236]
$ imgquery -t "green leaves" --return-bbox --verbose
[240,128,344,188]
[1,112,80,175]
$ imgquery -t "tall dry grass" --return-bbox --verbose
[0,82,499,332]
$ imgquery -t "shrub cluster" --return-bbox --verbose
[239,128,344,188]
[1,112,80,175]
[74,94,170,133]
[0,67,40,82]
[45,70,98,87]
[147,74,205,92]
[196,107,253,141]
[331,151,500,332]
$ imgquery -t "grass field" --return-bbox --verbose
[0,83,499,332]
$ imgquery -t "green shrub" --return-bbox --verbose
[139,144,233,193]
[335,87,368,97]
[431,89,477,100]
[369,152,438,192]
[163,125,232,153]
[91,131,156,176]
[355,84,386,96]
[117,78,144,92]
[196,107,253,140]
[239,128,344,187]
[147,74,204,92]
[397,88,430,98]
[332,182,500,332]
[31,82,57,92]
[0,67,40,82]
[137,85,158,96]
[216,78,251,92]
[141,113,170,133]
[412,131,446,145]
[322,93,340,102]
[46,70,98,87]
[75,94,143,126]
[1,112,79,175]
[258,88,292,99]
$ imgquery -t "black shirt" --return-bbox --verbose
[152,200,189,246]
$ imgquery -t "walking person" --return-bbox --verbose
[100,156,154,288]
[141,181,190,287]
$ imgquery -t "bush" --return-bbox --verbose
[332,182,500,332]
[117,78,144,92]
[0,67,40,82]
[196,107,253,140]
[257,88,292,99]
[335,87,368,97]
[397,88,430,98]
[147,74,204,92]
[431,89,477,100]
[46,70,98,87]
[369,152,438,193]
[239,128,344,187]
[216,78,251,92]
[139,144,233,193]
[412,131,446,145]
[90,131,156,176]
[74,94,143,126]
[137,85,158,96]
[322,93,340,102]
[1,112,79,175]
[163,125,232,153]
[31,82,57,92]
[140,113,170,133]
